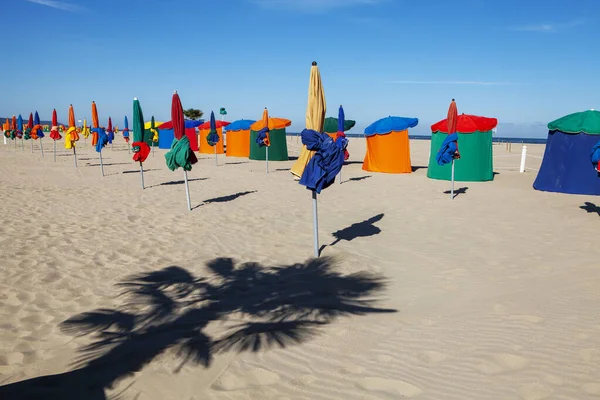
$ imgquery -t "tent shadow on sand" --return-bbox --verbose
[580,202,600,216]
[328,214,384,248]
[0,257,396,400]
[346,175,371,183]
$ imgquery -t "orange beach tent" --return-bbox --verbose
[224,119,255,157]
[362,116,419,174]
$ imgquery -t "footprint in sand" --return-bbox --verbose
[506,315,544,324]
[473,353,529,375]
[357,377,423,398]
[581,383,600,395]
[211,367,280,391]
[419,350,448,364]
[518,383,554,400]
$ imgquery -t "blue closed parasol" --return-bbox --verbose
[206,111,220,166]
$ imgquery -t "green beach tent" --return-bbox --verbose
[249,116,291,161]
[427,113,498,182]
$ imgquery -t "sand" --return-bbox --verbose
[0,137,599,400]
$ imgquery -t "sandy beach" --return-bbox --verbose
[1,137,599,400]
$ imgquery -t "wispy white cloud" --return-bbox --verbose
[24,0,85,13]
[388,80,514,86]
[252,0,386,12]
[509,19,586,33]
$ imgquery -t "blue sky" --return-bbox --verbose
[1,0,599,137]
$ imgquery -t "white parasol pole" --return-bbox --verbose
[184,170,191,211]
[152,141,155,157]
[139,161,145,189]
[450,159,455,200]
[214,144,218,166]
[73,145,77,167]
[312,190,319,257]
[21,138,24,151]
[30,138,33,153]
[40,138,44,157]
[53,140,56,162]
[99,150,105,176]
[266,146,269,174]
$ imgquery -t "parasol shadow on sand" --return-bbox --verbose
[580,202,600,216]
[145,177,208,189]
[443,186,468,198]
[328,213,384,247]
[0,257,396,400]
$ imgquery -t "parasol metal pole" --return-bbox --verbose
[40,138,44,157]
[99,150,105,176]
[53,140,56,162]
[266,146,269,174]
[450,159,455,200]
[30,138,33,153]
[152,142,155,157]
[214,145,218,166]
[140,161,145,189]
[339,168,342,184]
[184,170,191,211]
[312,190,319,257]
[73,145,77,167]
[21,138,24,151]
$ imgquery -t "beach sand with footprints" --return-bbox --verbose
[1,137,599,399]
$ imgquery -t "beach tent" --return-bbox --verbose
[157,119,202,151]
[324,116,355,140]
[224,119,255,157]
[198,119,229,154]
[362,116,418,173]
[249,117,291,161]
[427,114,497,181]
[533,109,600,195]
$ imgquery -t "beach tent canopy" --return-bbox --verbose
[224,119,255,132]
[362,116,418,174]
[431,114,497,134]
[249,117,291,161]
[156,119,200,151]
[224,119,256,158]
[427,113,498,182]
[157,119,204,129]
[323,117,355,133]
[534,109,600,195]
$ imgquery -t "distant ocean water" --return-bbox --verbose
[286,132,547,144]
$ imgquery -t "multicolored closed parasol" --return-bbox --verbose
[24,113,33,142]
[435,99,460,199]
[33,111,44,156]
[65,104,80,166]
[206,111,220,165]
[107,117,114,147]
[91,101,109,176]
[150,115,158,157]
[165,91,198,210]
[255,108,271,173]
[17,114,24,150]
[132,97,150,189]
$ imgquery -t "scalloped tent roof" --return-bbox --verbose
[224,119,256,132]
[144,121,164,129]
[157,119,204,130]
[547,110,600,134]
[324,117,356,133]
[431,114,497,134]
[198,119,230,129]
[364,116,418,136]
[250,117,291,131]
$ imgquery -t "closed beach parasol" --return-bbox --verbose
[17,114,24,150]
[107,117,114,148]
[123,116,130,153]
[50,109,61,161]
[65,104,80,167]
[25,113,34,153]
[165,91,198,210]
[132,98,150,189]
[33,111,44,156]
[91,101,108,176]
[435,99,460,199]
[150,116,158,157]
[206,111,220,166]
[255,107,270,173]
[335,105,350,183]
[81,118,90,145]
[290,61,327,180]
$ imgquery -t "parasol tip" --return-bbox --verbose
[452,98,455,101]
[134,97,137,100]
[174,90,177,94]
[312,61,317,66]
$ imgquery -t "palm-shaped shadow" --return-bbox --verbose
[0,257,395,399]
